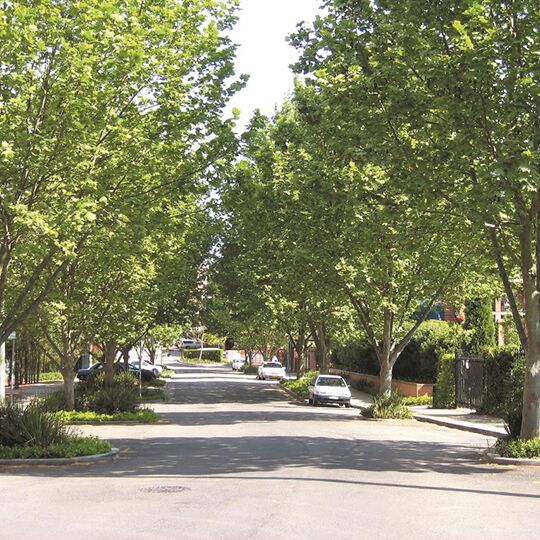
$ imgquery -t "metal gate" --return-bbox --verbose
[455,356,485,409]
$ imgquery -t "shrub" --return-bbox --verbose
[433,353,455,408]
[493,437,540,459]
[160,368,174,378]
[0,402,70,447]
[462,297,496,354]
[281,371,319,399]
[361,393,413,419]
[353,379,377,395]
[182,349,224,362]
[0,436,111,459]
[38,371,63,382]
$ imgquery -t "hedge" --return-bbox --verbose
[183,349,224,362]
[332,321,462,383]
[433,353,455,408]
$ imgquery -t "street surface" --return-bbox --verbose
[1,358,540,539]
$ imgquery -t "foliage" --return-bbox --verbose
[400,396,433,406]
[281,371,319,398]
[433,353,456,409]
[481,347,524,438]
[493,438,540,459]
[182,349,224,363]
[0,402,70,447]
[333,321,462,383]
[38,371,63,382]
[463,297,496,355]
[57,409,159,424]
[0,437,111,460]
[353,379,377,395]
[361,394,413,419]
[160,368,175,379]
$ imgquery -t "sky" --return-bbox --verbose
[227,0,323,129]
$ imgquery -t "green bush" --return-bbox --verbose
[462,297,496,354]
[361,393,413,419]
[333,321,462,383]
[493,437,540,459]
[480,347,524,438]
[0,402,70,447]
[140,387,166,401]
[353,379,377,395]
[281,371,319,399]
[182,349,224,362]
[0,436,111,459]
[433,353,455,408]
[160,368,174,378]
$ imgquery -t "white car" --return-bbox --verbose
[308,375,352,407]
[129,360,163,377]
[232,358,246,371]
[257,361,286,380]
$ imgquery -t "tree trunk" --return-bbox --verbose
[103,341,117,385]
[0,341,5,403]
[121,345,130,370]
[62,364,76,411]
[379,352,393,396]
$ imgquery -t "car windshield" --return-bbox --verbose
[317,377,346,387]
[264,363,282,368]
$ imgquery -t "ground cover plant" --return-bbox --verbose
[493,438,540,459]
[57,409,159,424]
[0,402,111,459]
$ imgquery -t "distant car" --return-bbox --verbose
[231,358,246,371]
[181,338,201,349]
[257,361,286,380]
[77,362,156,381]
[129,360,163,377]
[308,375,351,407]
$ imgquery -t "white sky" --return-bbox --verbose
[227,0,323,129]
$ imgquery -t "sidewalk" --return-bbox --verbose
[349,387,507,439]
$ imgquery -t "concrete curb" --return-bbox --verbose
[278,383,306,404]
[482,450,540,466]
[414,413,508,439]
[0,447,120,466]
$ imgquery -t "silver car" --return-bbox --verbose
[309,375,352,407]
[257,361,286,380]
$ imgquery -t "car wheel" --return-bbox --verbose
[308,397,313,405]
[313,396,318,406]
[345,402,351,408]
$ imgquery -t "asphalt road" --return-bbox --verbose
[1,359,540,540]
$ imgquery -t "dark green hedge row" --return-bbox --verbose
[332,321,460,383]
[183,349,224,362]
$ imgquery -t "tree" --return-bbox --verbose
[0,0,242,401]
[302,0,540,437]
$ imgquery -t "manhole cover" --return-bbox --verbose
[141,486,190,494]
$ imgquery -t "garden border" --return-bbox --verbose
[0,447,120,466]
[482,450,540,466]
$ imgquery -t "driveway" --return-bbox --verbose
[1,361,539,540]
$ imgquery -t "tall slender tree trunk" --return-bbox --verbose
[378,354,394,396]
[103,340,117,385]
[62,363,76,411]
[0,341,5,403]
[519,203,540,438]
[377,309,395,396]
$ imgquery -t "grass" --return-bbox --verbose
[0,436,112,460]
[493,437,540,459]
[38,371,63,382]
[56,408,159,424]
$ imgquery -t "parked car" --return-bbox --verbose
[308,375,352,407]
[77,362,156,381]
[231,358,246,371]
[257,361,286,380]
[129,360,163,377]
[180,338,201,349]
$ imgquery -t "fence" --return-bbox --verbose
[455,355,485,409]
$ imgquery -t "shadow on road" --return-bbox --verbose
[2,435,514,483]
